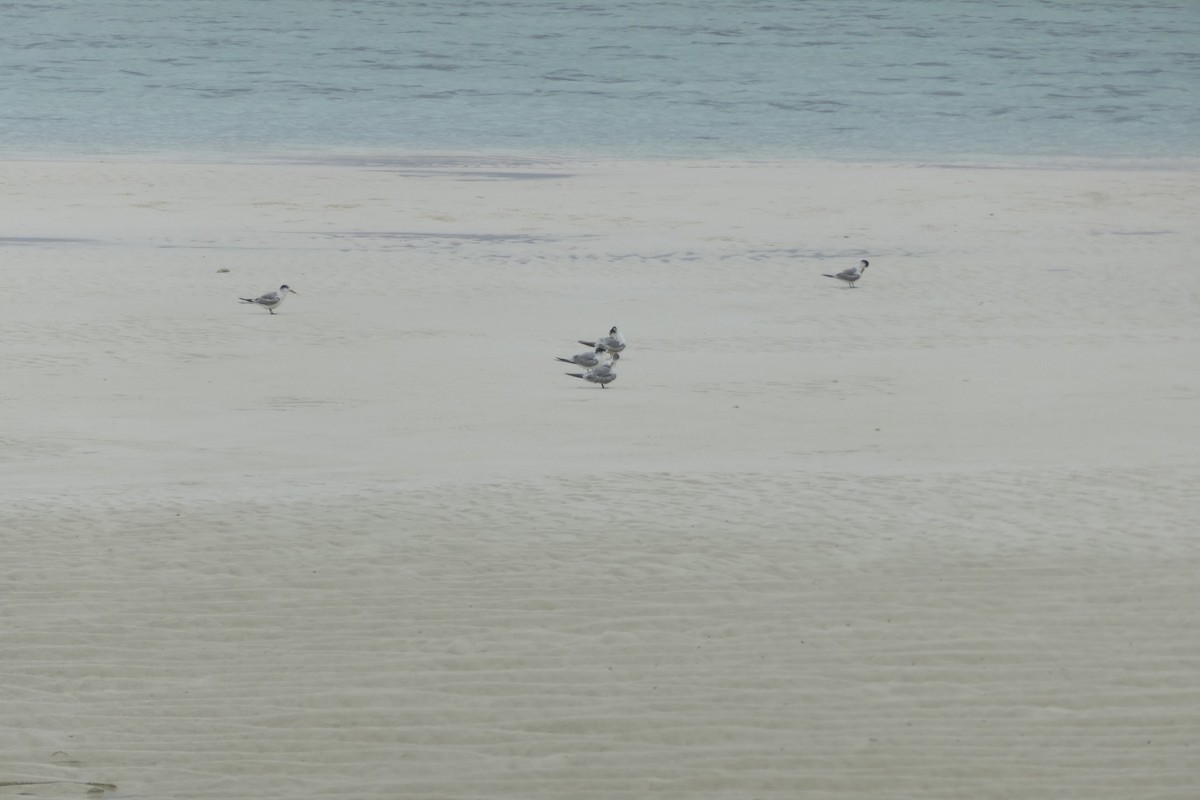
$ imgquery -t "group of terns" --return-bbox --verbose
[558,326,626,389]
[239,260,867,392]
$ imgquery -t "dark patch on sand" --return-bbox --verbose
[0,237,95,246]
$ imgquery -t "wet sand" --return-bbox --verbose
[2,155,1198,799]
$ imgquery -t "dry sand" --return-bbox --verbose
[2,155,1198,799]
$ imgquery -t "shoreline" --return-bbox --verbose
[4,146,1200,173]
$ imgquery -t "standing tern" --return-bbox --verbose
[823,260,870,287]
[239,284,298,314]
[556,345,610,368]
[565,352,619,388]
[577,326,626,353]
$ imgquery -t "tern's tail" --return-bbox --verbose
[238,298,255,303]
[577,339,596,348]
[555,357,575,364]
[565,372,584,380]
[822,274,836,279]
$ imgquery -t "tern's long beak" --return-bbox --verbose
[289,288,299,294]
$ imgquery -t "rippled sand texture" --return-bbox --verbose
[2,157,1198,799]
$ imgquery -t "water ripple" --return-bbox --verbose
[0,0,1196,161]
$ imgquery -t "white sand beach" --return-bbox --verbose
[2,155,1198,799]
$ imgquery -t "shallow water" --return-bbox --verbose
[2,0,1198,162]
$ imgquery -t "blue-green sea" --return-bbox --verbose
[2,0,1198,163]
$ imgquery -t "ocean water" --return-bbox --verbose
[2,0,1198,163]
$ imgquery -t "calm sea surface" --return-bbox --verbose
[2,0,1198,163]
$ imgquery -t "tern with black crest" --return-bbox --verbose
[565,352,619,388]
[556,345,610,368]
[577,326,626,353]
[823,260,870,287]
[239,284,297,314]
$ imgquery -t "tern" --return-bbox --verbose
[565,352,619,388]
[556,345,610,368]
[239,284,298,314]
[823,260,870,287]
[577,326,626,353]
